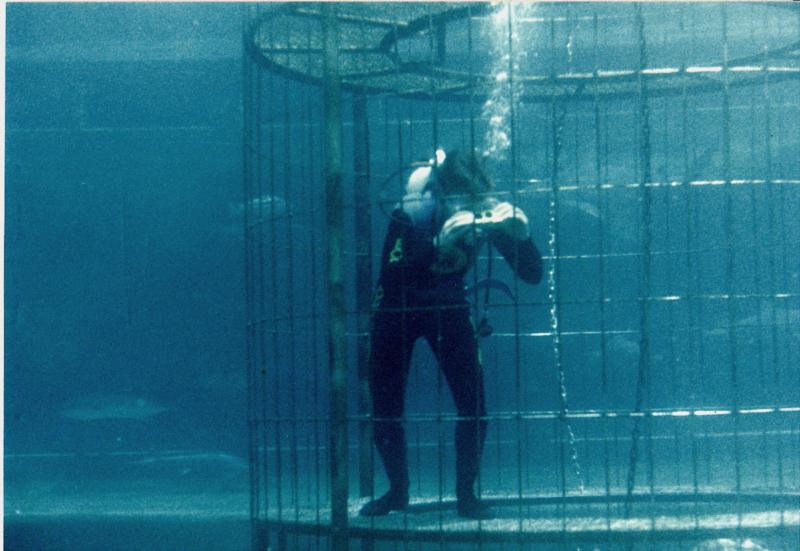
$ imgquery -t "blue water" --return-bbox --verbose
[5,3,800,550]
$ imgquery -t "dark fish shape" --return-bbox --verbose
[61,394,168,421]
[129,453,248,479]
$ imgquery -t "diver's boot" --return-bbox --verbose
[455,416,492,519]
[362,420,410,516]
[456,459,495,519]
[359,487,409,517]
[456,492,494,520]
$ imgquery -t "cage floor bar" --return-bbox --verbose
[262,491,800,546]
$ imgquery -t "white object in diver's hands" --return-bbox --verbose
[475,201,529,240]
[431,200,530,273]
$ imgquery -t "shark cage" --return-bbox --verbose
[241,3,800,551]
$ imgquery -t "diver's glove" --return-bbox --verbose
[431,202,529,273]
[477,201,530,241]
[437,210,484,247]
[431,210,482,273]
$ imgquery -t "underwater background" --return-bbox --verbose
[5,2,800,550]
[5,4,251,549]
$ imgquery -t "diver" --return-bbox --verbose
[361,149,543,520]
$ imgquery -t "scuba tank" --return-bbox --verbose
[379,149,515,338]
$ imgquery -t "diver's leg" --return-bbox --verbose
[427,307,493,519]
[360,310,414,516]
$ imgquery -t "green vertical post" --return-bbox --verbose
[353,90,374,502]
[353,89,375,551]
[322,4,349,551]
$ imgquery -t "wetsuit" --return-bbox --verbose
[366,206,542,516]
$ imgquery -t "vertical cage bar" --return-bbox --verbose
[353,90,374,500]
[262,2,279,546]
[745,5,767,405]
[719,4,744,535]
[267,18,282,526]
[281,48,300,524]
[545,11,568,533]
[422,8,444,537]
[504,2,526,535]
[760,24,789,526]
[322,4,349,549]
[301,21,325,534]
[243,4,267,548]
[625,2,655,522]
[590,9,614,535]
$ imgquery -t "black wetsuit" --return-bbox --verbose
[368,207,542,507]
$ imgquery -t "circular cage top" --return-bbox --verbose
[247,3,800,101]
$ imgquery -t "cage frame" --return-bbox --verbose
[242,2,800,550]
